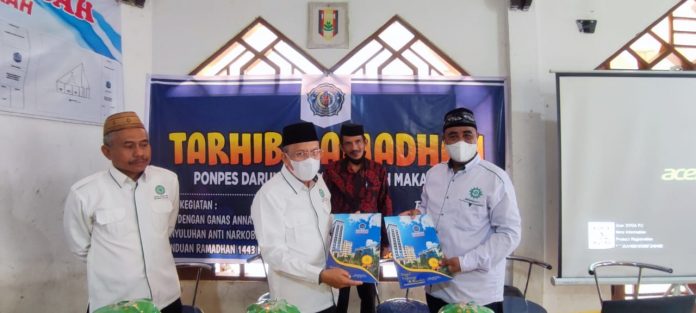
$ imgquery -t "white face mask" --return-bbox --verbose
[446,141,478,163]
[289,158,320,181]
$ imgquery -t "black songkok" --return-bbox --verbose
[282,122,319,147]
[443,107,477,131]
[340,122,364,137]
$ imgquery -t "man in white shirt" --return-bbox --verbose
[251,121,361,313]
[403,108,521,313]
[63,112,182,313]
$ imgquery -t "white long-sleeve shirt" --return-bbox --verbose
[63,165,181,312]
[420,156,521,305]
[250,165,337,312]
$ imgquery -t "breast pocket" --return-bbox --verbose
[456,198,488,231]
[95,208,127,235]
[287,222,322,259]
[151,200,174,236]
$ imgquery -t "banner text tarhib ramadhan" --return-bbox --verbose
[168,131,484,167]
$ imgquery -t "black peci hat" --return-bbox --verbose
[340,122,364,137]
[443,107,477,131]
[282,122,319,147]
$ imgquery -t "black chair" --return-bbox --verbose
[588,260,695,313]
[375,259,429,313]
[176,262,214,313]
[600,296,696,313]
[503,255,552,313]
[375,288,429,313]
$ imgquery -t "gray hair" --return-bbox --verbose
[103,132,114,146]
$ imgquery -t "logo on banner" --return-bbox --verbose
[301,75,351,128]
[319,8,339,40]
[307,83,345,117]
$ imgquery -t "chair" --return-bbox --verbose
[375,288,429,313]
[375,259,429,313]
[176,262,214,313]
[503,255,552,313]
[588,260,696,313]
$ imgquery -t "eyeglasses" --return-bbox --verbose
[286,148,322,161]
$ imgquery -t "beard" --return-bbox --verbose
[346,151,365,164]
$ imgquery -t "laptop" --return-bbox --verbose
[601,295,696,313]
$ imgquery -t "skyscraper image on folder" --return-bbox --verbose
[384,215,452,288]
[327,213,381,283]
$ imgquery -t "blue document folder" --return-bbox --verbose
[384,215,452,288]
[327,213,382,283]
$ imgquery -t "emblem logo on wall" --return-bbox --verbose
[307,83,344,117]
[301,75,351,128]
[319,8,339,40]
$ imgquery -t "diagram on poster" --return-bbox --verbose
[0,0,123,124]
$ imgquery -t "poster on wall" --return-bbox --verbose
[0,0,123,124]
[147,75,506,263]
[307,2,348,49]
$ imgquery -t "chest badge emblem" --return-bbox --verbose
[469,187,482,199]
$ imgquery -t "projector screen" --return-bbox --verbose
[558,72,696,282]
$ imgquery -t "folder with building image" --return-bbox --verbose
[327,213,381,283]
[384,214,452,288]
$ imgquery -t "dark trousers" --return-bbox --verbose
[337,284,376,313]
[161,298,182,313]
[426,293,503,313]
[317,305,337,313]
[88,298,182,313]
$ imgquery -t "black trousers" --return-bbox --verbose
[161,298,182,313]
[426,293,503,313]
[317,305,337,313]
[87,298,182,313]
[337,284,376,313]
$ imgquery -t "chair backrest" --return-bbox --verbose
[376,298,429,313]
[588,260,675,304]
[600,295,696,313]
[506,255,552,298]
[175,262,214,307]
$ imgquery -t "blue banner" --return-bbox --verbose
[148,75,506,262]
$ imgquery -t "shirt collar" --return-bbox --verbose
[108,164,150,188]
[447,154,481,172]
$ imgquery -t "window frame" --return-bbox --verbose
[597,0,696,70]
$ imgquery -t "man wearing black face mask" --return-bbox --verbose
[324,122,393,313]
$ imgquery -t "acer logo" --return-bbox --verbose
[661,168,696,181]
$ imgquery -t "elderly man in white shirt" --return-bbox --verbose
[403,108,521,313]
[251,121,361,313]
[63,112,182,313]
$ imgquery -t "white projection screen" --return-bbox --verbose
[557,72,696,283]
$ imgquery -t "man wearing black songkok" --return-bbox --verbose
[251,121,361,313]
[324,122,393,313]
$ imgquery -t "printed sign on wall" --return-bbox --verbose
[0,0,123,124]
[148,75,506,262]
[308,2,348,49]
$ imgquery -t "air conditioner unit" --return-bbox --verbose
[510,0,532,11]
[119,0,145,8]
